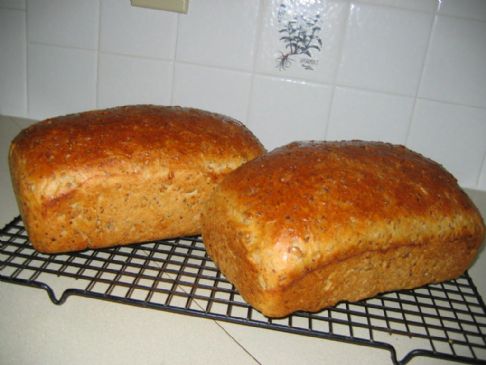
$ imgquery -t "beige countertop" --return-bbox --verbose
[1,115,485,365]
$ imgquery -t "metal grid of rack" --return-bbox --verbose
[1,216,485,365]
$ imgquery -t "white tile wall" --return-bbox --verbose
[97,53,173,109]
[419,15,486,109]
[0,0,485,190]
[248,75,332,150]
[100,0,177,59]
[27,0,99,49]
[357,0,437,13]
[337,3,433,95]
[408,100,486,188]
[438,0,486,22]
[326,87,413,144]
[176,0,260,71]
[28,44,97,119]
[0,8,26,117]
[172,63,252,121]
[0,0,24,10]
[0,118,23,225]
[479,157,486,190]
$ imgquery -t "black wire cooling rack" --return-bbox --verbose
[1,216,486,365]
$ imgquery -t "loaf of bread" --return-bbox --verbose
[201,141,485,317]
[9,105,265,253]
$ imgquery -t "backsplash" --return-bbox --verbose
[1,0,486,190]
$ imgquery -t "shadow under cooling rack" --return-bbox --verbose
[1,216,486,365]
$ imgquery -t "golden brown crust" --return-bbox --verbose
[9,105,265,253]
[201,141,485,317]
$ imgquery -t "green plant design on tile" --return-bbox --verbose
[276,3,323,71]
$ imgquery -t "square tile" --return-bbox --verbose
[255,0,348,83]
[356,0,437,13]
[248,75,332,150]
[100,0,177,59]
[97,53,172,109]
[0,8,27,117]
[407,100,486,188]
[419,15,486,109]
[438,0,486,22]
[176,0,260,71]
[0,0,25,9]
[27,0,99,49]
[337,3,433,95]
[28,44,97,120]
[326,87,413,144]
[172,62,252,122]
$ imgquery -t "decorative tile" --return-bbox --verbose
[0,0,25,9]
[100,0,177,59]
[326,87,413,144]
[355,0,437,13]
[27,0,99,49]
[0,8,27,117]
[407,100,486,188]
[248,75,332,150]
[419,15,486,109]
[176,0,260,71]
[28,44,97,120]
[337,3,433,95]
[438,0,486,22]
[172,62,252,122]
[255,0,349,83]
[97,53,172,109]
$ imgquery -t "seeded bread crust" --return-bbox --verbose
[201,141,485,317]
[9,105,265,253]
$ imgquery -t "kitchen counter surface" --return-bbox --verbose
[1,115,485,365]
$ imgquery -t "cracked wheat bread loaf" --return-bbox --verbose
[9,105,265,253]
[201,141,485,317]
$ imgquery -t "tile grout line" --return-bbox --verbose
[169,14,180,105]
[29,40,109,53]
[8,4,486,22]
[24,2,30,118]
[323,0,353,140]
[95,0,102,108]
[434,11,486,25]
[404,12,437,146]
[353,0,438,16]
[0,6,26,11]
[242,0,266,126]
[351,0,486,24]
[23,43,486,113]
[475,150,486,188]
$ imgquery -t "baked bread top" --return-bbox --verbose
[10,105,265,200]
[206,141,485,290]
